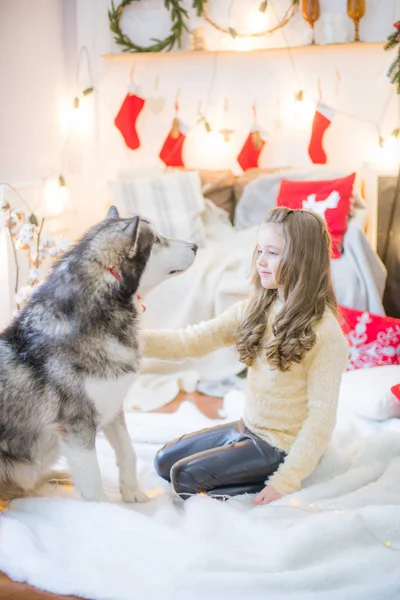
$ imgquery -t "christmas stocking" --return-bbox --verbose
[237,130,265,171]
[114,86,145,150]
[308,101,336,164]
[159,117,187,168]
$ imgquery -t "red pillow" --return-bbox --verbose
[276,173,356,258]
[339,306,400,370]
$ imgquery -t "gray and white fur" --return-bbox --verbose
[0,206,197,502]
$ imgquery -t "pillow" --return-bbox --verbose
[339,306,400,370]
[197,169,236,223]
[108,171,206,247]
[339,365,400,420]
[276,173,356,258]
[233,167,291,204]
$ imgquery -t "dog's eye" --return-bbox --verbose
[153,236,161,244]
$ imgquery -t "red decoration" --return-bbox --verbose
[159,99,187,168]
[237,104,266,171]
[237,132,266,171]
[391,384,400,401]
[276,174,355,258]
[339,306,400,370]
[159,119,186,167]
[114,89,145,150]
[308,101,336,164]
[393,20,400,29]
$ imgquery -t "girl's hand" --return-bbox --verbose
[252,485,282,506]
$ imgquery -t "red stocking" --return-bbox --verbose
[237,131,266,171]
[159,118,187,167]
[308,101,336,164]
[114,89,145,150]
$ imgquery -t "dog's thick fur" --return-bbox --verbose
[0,206,197,502]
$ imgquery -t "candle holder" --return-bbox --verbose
[301,0,320,44]
[347,0,366,42]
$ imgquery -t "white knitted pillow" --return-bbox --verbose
[108,171,206,247]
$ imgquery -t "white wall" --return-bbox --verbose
[0,0,72,182]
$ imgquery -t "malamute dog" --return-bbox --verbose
[0,206,197,502]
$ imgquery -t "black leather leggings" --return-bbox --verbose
[154,420,286,499]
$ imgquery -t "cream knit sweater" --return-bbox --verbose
[141,299,349,496]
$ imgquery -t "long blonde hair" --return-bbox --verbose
[236,207,338,371]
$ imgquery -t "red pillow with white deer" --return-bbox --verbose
[276,173,356,258]
[338,306,400,370]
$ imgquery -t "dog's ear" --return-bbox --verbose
[106,205,120,220]
[125,216,140,257]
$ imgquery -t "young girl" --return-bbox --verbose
[141,207,349,506]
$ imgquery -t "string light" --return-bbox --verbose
[2,478,399,554]
[229,27,237,39]
[58,175,66,188]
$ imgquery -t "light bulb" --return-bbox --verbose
[284,92,315,129]
[44,178,69,216]
[247,8,268,31]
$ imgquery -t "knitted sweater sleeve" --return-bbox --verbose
[140,301,246,361]
[267,317,349,496]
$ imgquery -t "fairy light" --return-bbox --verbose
[371,129,400,169]
[246,1,270,31]
[284,89,315,128]
[295,89,304,102]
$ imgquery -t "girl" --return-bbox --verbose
[141,207,349,505]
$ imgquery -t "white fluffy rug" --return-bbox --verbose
[1,393,400,600]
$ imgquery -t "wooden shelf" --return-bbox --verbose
[101,41,384,60]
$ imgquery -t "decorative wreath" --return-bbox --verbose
[108,0,202,53]
[109,0,299,53]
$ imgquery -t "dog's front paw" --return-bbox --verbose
[121,485,149,503]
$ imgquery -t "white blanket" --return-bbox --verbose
[1,395,400,600]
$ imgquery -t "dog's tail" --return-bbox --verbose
[0,469,73,507]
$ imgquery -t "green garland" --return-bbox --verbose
[108,0,204,53]
[385,20,400,93]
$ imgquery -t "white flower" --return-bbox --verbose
[0,199,10,210]
[48,247,60,257]
[15,238,30,251]
[17,224,36,244]
[57,238,72,253]
[41,236,56,248]
[10,209,24,224]
[15,285,34,308]
[27,268,42,285]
